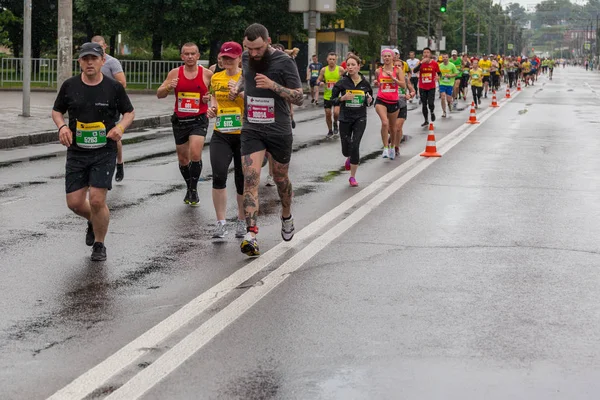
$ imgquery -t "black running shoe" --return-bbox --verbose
[184,189,191,204]
[115,163,124,182]
[85,221,95,246]
[91,242,107,261]
[431,112,436,122]
[292,119,296,129]
[333,123,339,137]
[421,121,429,127]
[188,189,199,206]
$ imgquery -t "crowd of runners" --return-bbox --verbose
[51,23,561,261]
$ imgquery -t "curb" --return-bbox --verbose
[0,114,172,150]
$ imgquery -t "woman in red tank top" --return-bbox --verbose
[374,49,402,160]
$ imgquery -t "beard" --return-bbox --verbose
[248,47,272,73]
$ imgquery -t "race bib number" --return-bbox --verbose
[216,107,242,133]
[326,80,337,89]
[247,96,275,124]
[345,90,365,108]
[380,78,395,93]
[421,73,432,83]
[177,91,201,113]
[76,121,107,149]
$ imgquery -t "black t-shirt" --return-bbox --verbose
[53,75,134,152]
[308,62,323,80]
[242,49,302,135]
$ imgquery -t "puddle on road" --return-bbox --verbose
[0,180,47,195]
[518,109,528,115]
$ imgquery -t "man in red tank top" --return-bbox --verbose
[157,42,213,206]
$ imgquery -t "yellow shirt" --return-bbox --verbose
[522,61,531,73]
[211,70,244,134]
[479,60,492,76]
[470,68,483,87]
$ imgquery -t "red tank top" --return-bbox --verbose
[376,67,400,104]
[174,66,209,117]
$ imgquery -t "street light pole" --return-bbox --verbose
[57,0,72,90]
[462,0,466,53]
[21,0,31,117]
[390,0,398,47]
[428,0,432,46]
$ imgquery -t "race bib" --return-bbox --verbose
[177,91,201,113]
[345,90,365,108]
[380,78,395,93]
[311,70,319,78]
[76,121,107,149]
[483,68,489,74]
[247,96,275,124]
[421,73,432,83]
[326,80,337,89]
[216,107,242,133]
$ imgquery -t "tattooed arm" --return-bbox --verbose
[254,73,303,106]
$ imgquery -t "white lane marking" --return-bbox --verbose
[103,91,521,400]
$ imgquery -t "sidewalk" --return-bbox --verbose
[0,90,322,150]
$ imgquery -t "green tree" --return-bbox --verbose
[0,0,58,57]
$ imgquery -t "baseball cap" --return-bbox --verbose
[79,42,104,58]
[393,48,400,55]
[218,41,243,58]
[451,50,458,55]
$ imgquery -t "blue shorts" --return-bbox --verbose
[439,85,453,96]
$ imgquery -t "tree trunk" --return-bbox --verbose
[110,34,117,56]
[152,33,163,60]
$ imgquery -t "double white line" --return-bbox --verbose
[49,91,519,400]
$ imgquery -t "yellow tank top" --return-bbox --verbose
[211,70,244,134]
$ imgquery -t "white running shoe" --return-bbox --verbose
[265,175,275,187]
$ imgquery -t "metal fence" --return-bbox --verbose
[0,58,206,88]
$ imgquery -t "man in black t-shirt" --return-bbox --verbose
[52,42,135,261]
[307,54,323,105]
[229,23,303,257]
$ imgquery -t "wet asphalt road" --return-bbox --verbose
[2,67,600,399]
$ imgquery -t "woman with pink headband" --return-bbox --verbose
[374,48,406,160]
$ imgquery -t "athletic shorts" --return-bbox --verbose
[482,76,491,83]
[439,85,453,96]
[241,129,293,165]
[65,148,117,194]
[310,79,319,87]
[375,98,399,114]
[324,99,337,109]
[171,113,209,145]
[461,75,470,88]
[398,106,408,119]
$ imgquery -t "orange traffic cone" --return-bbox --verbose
[505,87,511,98]
[491,90,499,107]
[420,124,441,158]
[517,80,522,91]
[466,102,480,124]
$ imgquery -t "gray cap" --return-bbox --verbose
[79,42,104,58]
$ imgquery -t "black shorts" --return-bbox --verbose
[375,98,399,114]
[65,148,117,194]
[460,75,470,88]
[482,76,491,84]
[241,129,293,165]
[310,79,318,88]
[171,113,209,145]
[323,99,337,109]
[398,105,408,119]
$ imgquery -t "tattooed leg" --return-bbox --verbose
[272,160,292,218]
[242,150,265,233]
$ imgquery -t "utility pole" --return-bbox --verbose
[487,18,492,54]
[462,0,466,53]
[477,14,481,54]
[57,0,73,90]
[390,0,398,47]
[436,20,442,54]
[308,0,317,66]
[21,0,32,117]
[427,0,432,46]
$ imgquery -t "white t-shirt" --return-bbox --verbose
[406,58,420,78]
[101,54,124,80]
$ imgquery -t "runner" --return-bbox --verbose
[157,42,212,206]
[307,54,323,105]
[229,23,303,257]
[479,54,492,98]
[394,56,416,156]
[209,56,224,73]
[521,57,532,86]
[331,54,374,186]
[90,36,127,183]
[530,56,539,85]
[374,48,402,159]
[450,50,462,107]
[438,53,459,118]
[505,56,517,88]
[460,53,471,101]
[548,58,555,80]
[491,55,500,92]
[406,51,420,103]
[51,42,135,261]
[469,59,484,109]
[317,53,345,139]
[205,42,246,239]
[415,47,440,127]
